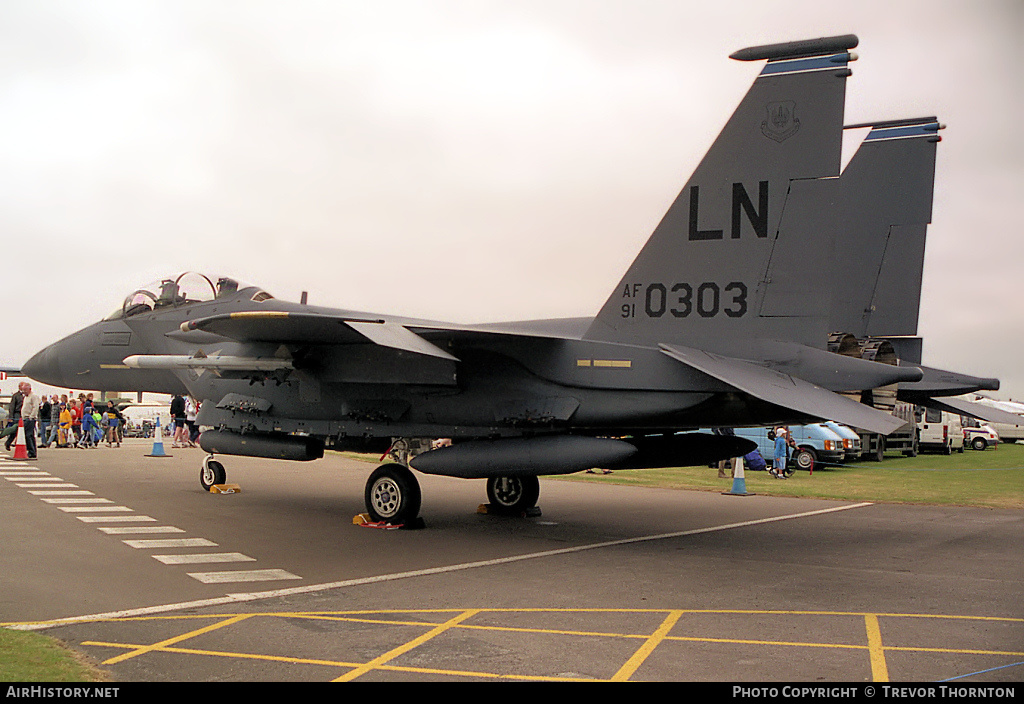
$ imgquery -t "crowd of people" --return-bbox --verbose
[3,386,201,454]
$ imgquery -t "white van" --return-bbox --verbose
[963,419,1000,451]
[915,407,964,454]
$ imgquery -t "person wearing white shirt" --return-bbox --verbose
[19,382,40,459]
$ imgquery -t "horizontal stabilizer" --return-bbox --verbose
[918,396,1024,425]
[123,354,293,372]
[660,343,907,435]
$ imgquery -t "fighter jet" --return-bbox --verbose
[819,116,1021,426]
[21,34,1000,524]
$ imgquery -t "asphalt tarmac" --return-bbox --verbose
[1,440,1021,682]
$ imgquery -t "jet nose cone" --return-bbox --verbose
[22,345,62,387]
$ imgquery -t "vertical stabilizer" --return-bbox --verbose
[829,118,942,338]
[585,35,857,353]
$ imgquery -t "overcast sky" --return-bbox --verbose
[2,0,1021,400]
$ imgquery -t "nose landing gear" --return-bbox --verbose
[200,454,226,491]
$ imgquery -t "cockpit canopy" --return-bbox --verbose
[105,272,274,320]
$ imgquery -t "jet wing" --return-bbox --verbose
[660,343,908,435]
[181,311,459,361]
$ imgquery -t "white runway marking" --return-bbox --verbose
[77,515,158,523]
[18,483,79,488]
[187,569,301,584]
[5,469,296,582]
[10,502,875,630]
[153,553,257,565]
[122,538,218,549]
[42,498,114,504]
[98,526,186,535]
[58,506,134,513]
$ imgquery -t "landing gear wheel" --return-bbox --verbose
[793,448,815,473]
[365,463,421,524]
[200,456,226,491]
[486,476,540,514]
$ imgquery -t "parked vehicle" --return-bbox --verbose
[120,404,171,434]
[916,407,964,454]
[728,424,846,471]
[823,422,862,461]
[962,397,1024,443]
[856,401,918,461]
[963,418,1000,451]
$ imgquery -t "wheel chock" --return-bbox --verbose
[478,504,542,517]
[209,483,241,494]
[352,513,426,530]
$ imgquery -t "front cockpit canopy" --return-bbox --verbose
[105,273,273,320]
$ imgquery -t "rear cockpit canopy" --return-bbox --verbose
[104,272,273,320]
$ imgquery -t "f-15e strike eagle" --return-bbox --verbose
[22,34,1009,525]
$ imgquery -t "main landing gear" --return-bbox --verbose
[361,465,542,525]
[485,476,540,515]
[196,454,543,526]
[365,463,422,524]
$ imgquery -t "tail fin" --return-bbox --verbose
[585,35,857,350]
[828,117,942,338]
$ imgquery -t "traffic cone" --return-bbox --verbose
[145,418,172,457]
[722,457,754,496]
[12,420,29,460]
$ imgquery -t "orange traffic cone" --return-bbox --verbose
[12,419,30,460]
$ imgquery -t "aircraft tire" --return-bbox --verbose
[200,457,226,491]
[365,464,421,524]
[486,475,540,514]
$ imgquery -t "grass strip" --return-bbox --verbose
[0,628,108,682]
